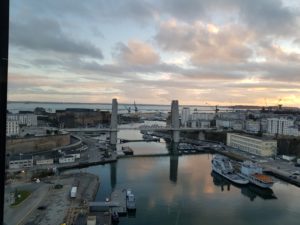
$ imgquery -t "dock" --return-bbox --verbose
[120,138,160,143]
[111,189,127,216]
[263,165,300,187]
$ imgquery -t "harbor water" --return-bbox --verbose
[85,122,300,225]
[86,154,300,225]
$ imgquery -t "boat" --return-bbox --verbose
[126,189,136,211]
[211,154,249,185]
[122,146,134,155]
[211,171,277,200]
[240,161,274,188]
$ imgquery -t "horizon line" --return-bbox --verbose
[7,100,300,109]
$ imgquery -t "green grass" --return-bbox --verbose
[11,190,31,207]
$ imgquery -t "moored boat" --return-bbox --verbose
[212,154,249,185]
[126,189,136,211]
[240,161,274,188]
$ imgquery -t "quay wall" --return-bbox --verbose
[6,133,71,154]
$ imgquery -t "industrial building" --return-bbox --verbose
[9,154,33,169]
[227,133,277,157]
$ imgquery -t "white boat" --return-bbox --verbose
[126,189,136,211]
[240,161,274,188]
[212,154,249,185]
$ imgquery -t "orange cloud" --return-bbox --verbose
[156,20,255,64]
[118,40,160,65]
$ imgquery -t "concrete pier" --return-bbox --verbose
[111,189,127,215]
[171,100,180,143]
[110,98,118,147]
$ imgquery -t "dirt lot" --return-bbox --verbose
[4,172,99,225]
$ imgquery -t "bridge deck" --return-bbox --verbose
[64,127,213,132]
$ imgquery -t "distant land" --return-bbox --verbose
[7,101,300,110]
[231,105,300,110]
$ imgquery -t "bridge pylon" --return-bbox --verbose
[110,98,118,148]
[171,100,180,143]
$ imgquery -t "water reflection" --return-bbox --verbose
[211,171,277,201]
[167,142,179,183]
[169,155,179,183]
[110,162,117,190]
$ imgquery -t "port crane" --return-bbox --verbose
[134,101,138,113]
[124,105,131,113]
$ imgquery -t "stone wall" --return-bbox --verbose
[6,133,71,154]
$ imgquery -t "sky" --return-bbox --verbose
[7,0,300,106]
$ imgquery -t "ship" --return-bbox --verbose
[240,161,274,188]
[126,189,136,211]
[212,154,249,185]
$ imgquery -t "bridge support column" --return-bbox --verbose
[198,131,205,141]
[171,100,180,144]
[110,98,118,149]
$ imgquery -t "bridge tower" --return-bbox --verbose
[110,98,118,148]
[171,100,180,143]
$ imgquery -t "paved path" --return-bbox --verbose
[4,183,50,225]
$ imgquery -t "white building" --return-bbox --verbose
[216,119,243,130]
[9,155,33,169]
[181,107,190,127]
[245,120,261,133]
[267,118,295,136]
[35,156,54,165]
[191,112,214,121]
[232,120,244,131]
[216,119,232,129]
[19,114,38,126]
[227,133,277,157]
[64,150,81,159]
[6,119,20,136]
[218,112,246,120]
[7,113,38,127]
[59,155,76,164]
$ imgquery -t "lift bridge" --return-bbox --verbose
[63,99,210,147]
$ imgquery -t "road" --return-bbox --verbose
[4,183,50,225]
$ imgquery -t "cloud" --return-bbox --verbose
[256,40,300,62]
[12,0,158,26]
[114,40,160,65]
[160,0,298,36]
[10,18,103,58]
[7,0,300,106]
[236,0,297,36]
[155,20,254,64]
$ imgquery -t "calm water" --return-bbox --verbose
[85,154,300,225]
[82,123,300,225]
